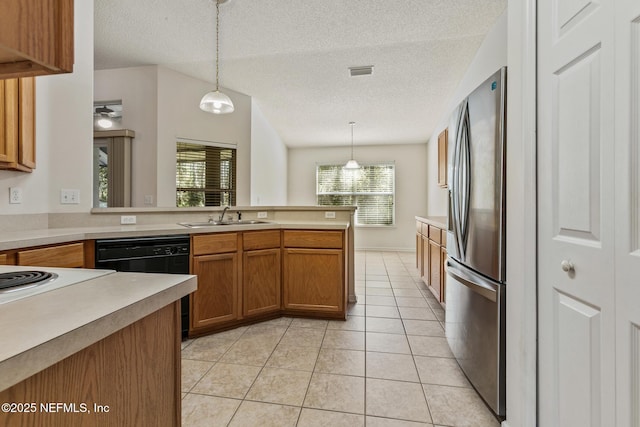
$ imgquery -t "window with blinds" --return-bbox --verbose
[316,163,395,226]
[176,141,236,207]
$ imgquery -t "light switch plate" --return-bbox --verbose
[257,212,268,219]
[325,211,336,219]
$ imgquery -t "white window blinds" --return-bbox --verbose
[316,163,395,226]
[176,141,236,207]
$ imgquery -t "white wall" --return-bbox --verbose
[94,66,253,207]
[156,67,252,206]
[250,100,287,205]
[0,0,93,216]
[94,66,158,207]
[427,10,508,216]
[288,143,428,250]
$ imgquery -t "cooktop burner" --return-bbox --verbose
[0,271,59,293]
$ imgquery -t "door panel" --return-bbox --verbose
[615,1,640,425]
[554,46,601,243]
[538,0,616,424]
[555,292,602,426]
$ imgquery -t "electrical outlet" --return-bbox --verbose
[257,211,268,219]
[144,195,154,205]
[120,215,137,225]
[325,211,336,219]
[60,189,80,204]
[9,187,22,204]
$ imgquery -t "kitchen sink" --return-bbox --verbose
[178,220,270,228]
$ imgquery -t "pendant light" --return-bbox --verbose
[200,0,234,114]
[344,122,360,169]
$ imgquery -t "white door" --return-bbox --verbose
[615,0,640,425]
[538,0,617,425]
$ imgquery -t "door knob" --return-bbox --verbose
[561,260,574,273]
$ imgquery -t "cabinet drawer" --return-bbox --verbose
[192,233,238,255]
[441,230,447,247]
[428,226,442,244]
[421,223,429,236]
[283,230,343,249]
[0,253,8,265]
[17,242,84,268]
[416,221,423,234]
[243,230,281,251]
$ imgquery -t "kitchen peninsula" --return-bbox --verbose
[0,268,196,427]
[1,207,355,325]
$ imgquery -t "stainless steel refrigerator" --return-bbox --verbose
[445,67,506,418]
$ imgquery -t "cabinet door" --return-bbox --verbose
[416,233,423,275]
[243,248,281,317]
[0,79,18,164]
[440,245,447,305]
[429,240,442,301]
[0,0,74,78]
[437,128,448,187]
[0,77,35,172]
[421,236,429,284]
[283,248,343,314]
[191,253,238,330]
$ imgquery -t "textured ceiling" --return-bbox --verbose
[94,0,506,148]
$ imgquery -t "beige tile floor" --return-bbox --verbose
[181,251,500,427]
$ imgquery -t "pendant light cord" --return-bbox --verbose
[350,122,355,159]
[215,0,220,91]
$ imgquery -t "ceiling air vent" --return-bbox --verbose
[349,65,374,77]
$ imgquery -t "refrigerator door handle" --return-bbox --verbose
[451,101,466,259]
[459,100,471,259]
[446,261,498,303]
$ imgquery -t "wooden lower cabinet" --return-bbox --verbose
[0,302,181,427]
[415,219,447,307]
[283,248,344,316]
[190,252,239,330]
[189,229,347,335]
[243,248,281,318]
[429,240,442,301]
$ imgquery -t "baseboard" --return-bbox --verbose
[354,246,414,252]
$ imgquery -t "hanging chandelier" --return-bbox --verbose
[200,0,234,114]
[344,122,360,169]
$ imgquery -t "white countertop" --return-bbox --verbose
[0,220,350,252]
[0,269,196,391]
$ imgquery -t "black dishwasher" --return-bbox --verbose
[95,235,191,339]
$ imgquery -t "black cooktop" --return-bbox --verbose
[0,271,57,292]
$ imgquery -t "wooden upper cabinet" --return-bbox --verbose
[437,128,448,188]
[0,77,35,172]
[0,0,74,79]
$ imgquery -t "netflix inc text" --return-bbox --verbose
[1,402,110,414]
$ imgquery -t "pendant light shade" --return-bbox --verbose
[200,0,234,114]
[344,121,360,169]
[200,90,234,114]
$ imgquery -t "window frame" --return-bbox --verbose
[316,161,396,227]
[175,138,237,208]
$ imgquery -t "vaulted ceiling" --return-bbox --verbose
[94,0,506,148]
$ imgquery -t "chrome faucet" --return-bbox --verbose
[219,206,230,222]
